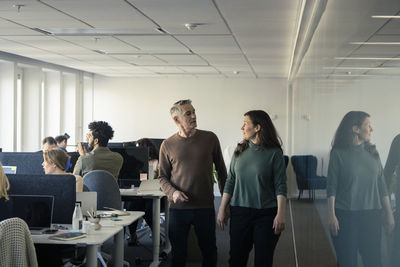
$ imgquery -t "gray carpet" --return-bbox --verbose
[103,198,338,267]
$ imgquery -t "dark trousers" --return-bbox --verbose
[390,210,400,267]
[229,206,280,267]
[125,199,153,237]
[332,209,382,267]
[169,208,217,267]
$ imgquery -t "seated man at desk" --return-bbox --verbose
[41,136,57,152]
[73,121,123,179]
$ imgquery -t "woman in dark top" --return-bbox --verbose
[217,110,287,267]
[327,111,394,267]
[384,133,400,267]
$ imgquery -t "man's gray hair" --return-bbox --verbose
[170,99,192,117]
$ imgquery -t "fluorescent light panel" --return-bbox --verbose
[335,57,400,60]
[323,67,392,70]
[372,15,400,19]
[350,42,400,45]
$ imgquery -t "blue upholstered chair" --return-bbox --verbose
[83,170,125,267]
[291,155,327,200]
[83,170,122,210]
[284,155,289,168]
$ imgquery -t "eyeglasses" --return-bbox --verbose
[174,99,191,106]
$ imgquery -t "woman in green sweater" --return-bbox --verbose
[217,110,287,267]
[327,111,394,267]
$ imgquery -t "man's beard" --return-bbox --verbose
[87,139,94,151]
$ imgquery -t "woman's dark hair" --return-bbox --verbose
[88,121,114,147]
[235,110,282,156]
[136,138,159,161]
[332,111,378,158]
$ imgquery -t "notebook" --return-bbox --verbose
[1,194,54,234]
[76,192,97,218]
[2,165,17,174]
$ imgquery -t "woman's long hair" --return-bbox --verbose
[136,138,159,161]
[332,111,378,158]
[0,163,10,200]
[43,148,70,171]
[235,110,282,157]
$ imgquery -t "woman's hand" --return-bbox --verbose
[328,214,340,236]
[384,211,395,233]
[273,212,286,235]
[217,207,230,230]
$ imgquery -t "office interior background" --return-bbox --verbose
[0,0,400,265]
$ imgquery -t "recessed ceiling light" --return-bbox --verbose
[350,42,400,45]
[372,15,400,19]
[335,57,400,60]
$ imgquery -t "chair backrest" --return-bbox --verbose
[291,155,318,180]
[6,174,76,224]
[284,155,289,168]
[0,217,38,267]
[83,170,122,210]
[0,152,44,175]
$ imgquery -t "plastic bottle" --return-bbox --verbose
[72,202,83,231]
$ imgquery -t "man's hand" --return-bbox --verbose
[77,142,87,156]
[172,190,189,203]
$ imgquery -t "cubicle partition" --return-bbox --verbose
[6,174,76,224]
[0,152,45,175]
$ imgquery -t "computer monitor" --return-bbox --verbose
[0,194,54,230]
[110,146,149,188]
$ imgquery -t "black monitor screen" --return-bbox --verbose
[0,194,54,229]
[110,146,149,188]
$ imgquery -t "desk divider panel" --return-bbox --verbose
[7,174,76,224]
[0,152,45,175]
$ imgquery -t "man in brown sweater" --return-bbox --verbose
[159,99,227,267]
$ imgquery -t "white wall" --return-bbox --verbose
[92,77,289,155]
[293,77,400,175]
[0,61,15,151]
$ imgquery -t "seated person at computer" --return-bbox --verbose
[126,138,159,246]
[43,148,83,192]
[41,136,57,152]
[0,162,10,201]
[136,138,159,179]
[73,121,123,179]
[55,134,69,152]
[55,134,73,171]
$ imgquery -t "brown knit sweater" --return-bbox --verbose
[159,129,227,209]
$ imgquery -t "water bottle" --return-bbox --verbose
[72,202,83,231]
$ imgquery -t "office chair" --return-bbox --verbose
[0,217,38,267]
[83,170,128,267]
[291,155,327,200]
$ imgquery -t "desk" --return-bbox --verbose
[32,211,144,267]
[120,189,171,267]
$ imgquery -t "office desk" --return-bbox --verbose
[33,211,144,267]
[120,189,171,267]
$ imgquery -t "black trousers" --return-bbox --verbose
[169,208,217,267]
[331,209,382,267]
[390,210,400,267]
[125,198,153,237]
[229,206,280,267]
